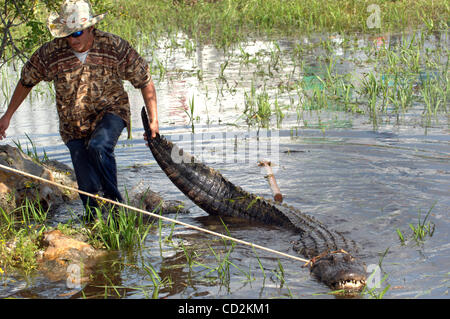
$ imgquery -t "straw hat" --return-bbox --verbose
[47,0,107,38]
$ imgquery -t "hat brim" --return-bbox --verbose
[47,12,107,38]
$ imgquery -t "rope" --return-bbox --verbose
[0,162,310,264]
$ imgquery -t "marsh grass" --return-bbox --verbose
[183,95,197,133]
[143,262,173,298]
[242,83,272,128]
[396,204,436,245]
[176,220,297,297]
[420,62,449,121]
[187,219,243,288]
[13,133,49,164]
[85,204,153,251]
[227,28,446,131]
[409,206,436,242]
[270,259,294,297]
[109,0,448,51]
[1,2,448,131]
[0,187,294,298]
[362,272,391,299]
[0,197,48,276]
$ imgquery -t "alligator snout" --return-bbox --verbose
[308,251,367,293]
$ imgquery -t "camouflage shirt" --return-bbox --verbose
[20,29,152,143]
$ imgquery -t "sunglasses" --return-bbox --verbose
[67,30,84,38]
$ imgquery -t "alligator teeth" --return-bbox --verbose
[336,279,364,290]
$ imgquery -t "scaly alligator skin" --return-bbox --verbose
[141,107,367,292]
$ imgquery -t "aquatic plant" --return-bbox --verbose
[243,83,272,128]
[0,197,48,276]
[420,62,449,120]
[143,261,173,299]
[13,133,49,164]
[361,272,391,299]
[396,204,436,245]
[86,204,153,251]
[183,95,196,133]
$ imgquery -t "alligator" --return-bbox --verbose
[141,107,367,293]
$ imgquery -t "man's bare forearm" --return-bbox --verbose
[141,81,159,138]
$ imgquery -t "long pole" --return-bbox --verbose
[0,163,309,264]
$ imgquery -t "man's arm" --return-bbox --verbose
[141,80,159,139]
[0,81,32,140]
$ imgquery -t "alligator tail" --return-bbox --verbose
[141,107,296,228]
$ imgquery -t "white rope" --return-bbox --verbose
[0,163,310,264]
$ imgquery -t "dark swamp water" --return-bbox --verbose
[0,31,448,299]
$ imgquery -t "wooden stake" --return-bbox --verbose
[258,160,283,203]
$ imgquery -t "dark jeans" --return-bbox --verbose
[66,113,125,212]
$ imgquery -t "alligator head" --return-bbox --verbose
[308,250,367,292]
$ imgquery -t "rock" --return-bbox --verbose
[132,187,190,217]
[0,145,78,212]
[37,230,106,284]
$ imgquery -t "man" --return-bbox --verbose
[0,0,159,216]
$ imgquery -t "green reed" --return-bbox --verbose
[87,203,153,251]
[243,83,272,128]
[0,196,49,276]
[227,28,448,131]
[143,261,173,299]
[2,1,448,133]
[396,203,436,245]
[106,0,448,52]
[421,61,448,120]
[362,272,391,299]
[183,95,196,133]
[409,206,436,242]
[13,133,49,164]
